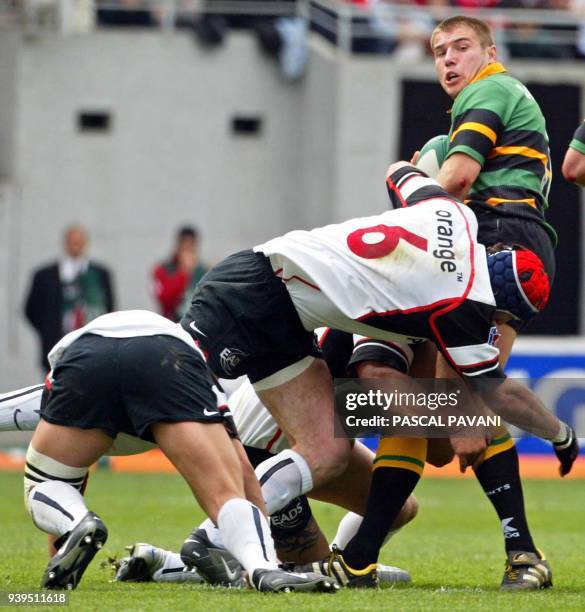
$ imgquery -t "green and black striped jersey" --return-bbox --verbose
[569,122,585,155]
[447,62,555,242]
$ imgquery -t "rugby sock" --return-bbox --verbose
[473,433,537,554]
[342,467,420,569]
[331,511,399,551]
[217,498,278,574]
[0,385,43,431]
[27,480,89,536]
[254,449,313,515]
[341,437,426,570]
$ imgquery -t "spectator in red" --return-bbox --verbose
[152,226,208,322]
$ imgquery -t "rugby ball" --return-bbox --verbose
[416,134,449,179]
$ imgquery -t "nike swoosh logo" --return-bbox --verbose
[13,409,22,431]
[189,321,207,337]
[220,557,239,582]
[203,408,219,416]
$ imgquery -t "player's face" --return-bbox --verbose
[433,25,496,99]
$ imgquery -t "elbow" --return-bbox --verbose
[441,175,472,201]
[562,152,585,186]
[562,160,576,183]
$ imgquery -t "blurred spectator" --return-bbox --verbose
[24,225,115,371]
[152,226,208,322]
[179,0,307,80]
[504,0,578,58]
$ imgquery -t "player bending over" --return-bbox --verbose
[1,328,417,588]
[20,310,336,593]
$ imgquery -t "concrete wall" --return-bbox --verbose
[1,27,584,389]
[0,32,18,178]
[2,29,310,387]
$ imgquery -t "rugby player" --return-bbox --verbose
[1,328,417,588]
[180,158,576,593]
[371,16,574,590]
[21,310,336,593]
[562,121,585,186]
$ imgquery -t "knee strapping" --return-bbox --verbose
[255,449,313,515]
[24,445,88,509]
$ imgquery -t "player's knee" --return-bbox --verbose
[356,361,405,380]
[23,445,88,517]
[303,437,350,483]
[426,438,455,467]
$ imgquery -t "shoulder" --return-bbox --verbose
[32,262,59,279]
[454,74,517,112]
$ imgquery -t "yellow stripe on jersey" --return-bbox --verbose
[373,437,427,476]
[489,146,550,173]
[484,426,515,460]
[484,197,538,209]
[451,122,497,144]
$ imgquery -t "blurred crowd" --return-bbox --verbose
[23,224,208,373]
[90,0,585,60]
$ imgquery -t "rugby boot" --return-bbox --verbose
[41,511,108,590]
[112,543,205,583]
[293,545,378,589]
[180,527,245,587]
[377,563,411,585]
[500,550,552,591]
[251,568,338,593]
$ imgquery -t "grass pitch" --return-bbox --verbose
[1,470,583,611]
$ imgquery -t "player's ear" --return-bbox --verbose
[487,44,497,62]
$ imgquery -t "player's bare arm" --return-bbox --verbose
[435,153,481,201]
[562,147,585,187]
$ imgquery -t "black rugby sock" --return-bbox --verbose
[474,447,537,554]
[342,467,419,570]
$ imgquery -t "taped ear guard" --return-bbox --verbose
[487,246,550,321]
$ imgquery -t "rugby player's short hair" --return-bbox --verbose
[431,16,495,50]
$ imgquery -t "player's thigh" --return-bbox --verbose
[256,358,350,463]
[30,420,113,468]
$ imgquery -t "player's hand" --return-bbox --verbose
[410,150,420,165]
[553,425,579,477]
[386,160,412,179]
[450,436,488,473]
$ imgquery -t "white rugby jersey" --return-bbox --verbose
[48,310,202,370]
[255,166,500,378]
